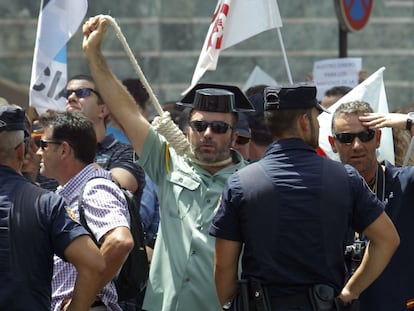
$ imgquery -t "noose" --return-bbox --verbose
[102,15,193,158]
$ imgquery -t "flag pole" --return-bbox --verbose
[276,28,293,84]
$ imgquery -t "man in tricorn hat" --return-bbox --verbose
[82,15,254,311]
[209,84,399,310]
[0,104,105,310]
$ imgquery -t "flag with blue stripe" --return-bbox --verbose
[29,0,88,114]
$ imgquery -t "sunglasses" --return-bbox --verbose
[334,129,376,144]
[63,88,101,99]
[189,120,232,134]
[39,139,62,150]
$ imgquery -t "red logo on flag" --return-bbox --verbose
[207,1,231,49]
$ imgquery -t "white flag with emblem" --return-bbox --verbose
[185,0,282,93]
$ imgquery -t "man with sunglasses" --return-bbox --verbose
[64,74,145,207]
[329,100,414,311]
[210,85,399,310]
[82,14,255,311]
[36,74,146,203]
[36,110,134,311]
[64,75,150,311]
[0,105,106,310]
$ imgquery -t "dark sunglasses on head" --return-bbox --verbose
[39,139,62,150]
[63,88,101,99]
[189,120,232,134]
[334,129,376,144]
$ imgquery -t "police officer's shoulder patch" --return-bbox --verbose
[64,206,78,221]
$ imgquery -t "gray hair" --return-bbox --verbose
[0,130,24,161]
[331,100,374,132]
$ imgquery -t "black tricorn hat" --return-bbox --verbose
[0,105,29,136]
[264,84,329,114]
[178,83,255,113]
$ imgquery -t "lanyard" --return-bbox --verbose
[375,163,386,203]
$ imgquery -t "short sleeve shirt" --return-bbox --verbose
[0,165,88,310]
[209,139,384,295]
[360,161,414,310]
[96,134,145,196]
[51,164,129,311]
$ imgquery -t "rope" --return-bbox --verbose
[151,111,192,156]
[103,15,235,168]
[102,15,192,157]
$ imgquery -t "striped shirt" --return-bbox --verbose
[51,164,129,311]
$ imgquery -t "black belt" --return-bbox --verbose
[263,285,312,308]
[268,291,311,308]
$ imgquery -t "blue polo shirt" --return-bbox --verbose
[359,161,414,310]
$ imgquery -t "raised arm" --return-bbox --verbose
[360,112,414,135]
[82,15,151,157]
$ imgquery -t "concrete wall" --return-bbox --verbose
[0,1,413,112]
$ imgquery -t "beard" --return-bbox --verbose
[192,137,232,163]
[307,116,319,149]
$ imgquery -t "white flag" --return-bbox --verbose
[318,67,395,164]
[242,65,278,92]
[29,0,88,114]
[186,0,283,93]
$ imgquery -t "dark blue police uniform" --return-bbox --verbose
[0,165,88,310]
[210,138,385,309]
[359,160,414,310]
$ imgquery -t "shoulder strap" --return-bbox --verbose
[77,176,140,246]
[77,176,107,246]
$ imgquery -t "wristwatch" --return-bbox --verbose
[406,112,414,131]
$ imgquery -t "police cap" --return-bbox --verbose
[264,84,329,114]
[178,83,255,113]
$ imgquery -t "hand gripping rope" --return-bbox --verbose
[103,15,193,158]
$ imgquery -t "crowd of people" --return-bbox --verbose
[0,13,413,311]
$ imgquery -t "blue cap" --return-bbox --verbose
[0,105,29,136]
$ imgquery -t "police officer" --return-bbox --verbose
[0,104,105,310]
[209,84,400,310]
